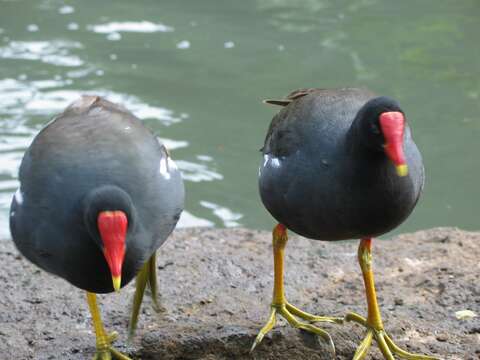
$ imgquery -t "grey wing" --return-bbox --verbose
[261,88,327,155]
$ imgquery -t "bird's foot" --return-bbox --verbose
[251,301,342,354]
[251,224,342,354]
[346,312,440,360]
[92,331,132,360]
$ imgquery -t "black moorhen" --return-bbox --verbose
[251,88,438,359]
[10,96,184,359]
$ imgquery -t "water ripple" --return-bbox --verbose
[200,201,243,227]
[176,160,223,182]
[0,41,84,67]
[0,80,183,126]
[89,21,174,33]
[58,5,75,15]
[177,211,214,228]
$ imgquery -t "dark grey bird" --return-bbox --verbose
[251,88,438,360]
[10,96,184,360]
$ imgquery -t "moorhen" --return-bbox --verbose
[251,88,438,359]
[10,96,184,359]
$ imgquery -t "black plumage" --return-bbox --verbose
[259,88,424,240]
[10,96,184,293]
[252,88,437,360]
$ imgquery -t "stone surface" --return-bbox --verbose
[0,227,479,359]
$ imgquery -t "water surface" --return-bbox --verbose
[1,0,479,239]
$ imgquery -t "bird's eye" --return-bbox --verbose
[371,122,381,135]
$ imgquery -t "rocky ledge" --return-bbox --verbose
[0,227,478,360]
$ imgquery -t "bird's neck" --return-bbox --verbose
[346,113,378,155]
[344,115,396,183]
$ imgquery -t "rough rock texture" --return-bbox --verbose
[0,227,479,360]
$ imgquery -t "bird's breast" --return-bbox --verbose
[259,151,419,240]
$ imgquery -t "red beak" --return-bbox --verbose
[97,211,127,291]
[379,111,408,177]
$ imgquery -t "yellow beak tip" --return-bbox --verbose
[396,164,408,177]
[112,276,122,292]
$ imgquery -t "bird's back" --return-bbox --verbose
[261,88,376,165]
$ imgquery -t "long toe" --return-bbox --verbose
[376,331,395,360]
[384,334,440,360]
[286,302,343,324]
[92,350,111,360]
[279,305,336,356]
[110,347,133,360]
[352,330,373,360]
[346,317,440,360]
[92,348,132,360]
[251,308,277,352]
[251,302,339,355]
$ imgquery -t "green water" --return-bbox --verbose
[1,0,479,238]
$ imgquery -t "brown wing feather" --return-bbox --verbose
[263,88,325,107]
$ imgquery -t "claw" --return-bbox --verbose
[252,224,340,355]
[352,330,373,360]
[250,308,276,353]
[280,304,336,355]
[384,333,440,360]
[92,347,131,360]
[87,292,132,360]
[251,303,338,356]
[377,331,395,360]
[347,313,440,360]
[349,239,439,360]
[92,351,111,360]
[110,347,133,360]
[345,312,368,327]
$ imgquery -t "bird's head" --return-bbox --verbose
[83,185,135,292]
[356,96,408,177]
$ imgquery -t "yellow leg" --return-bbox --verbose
[128,252,163,341]
[147,252,163,312]
[345,239,439,360]
[251,224,343,354]
[86,292,132,360]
